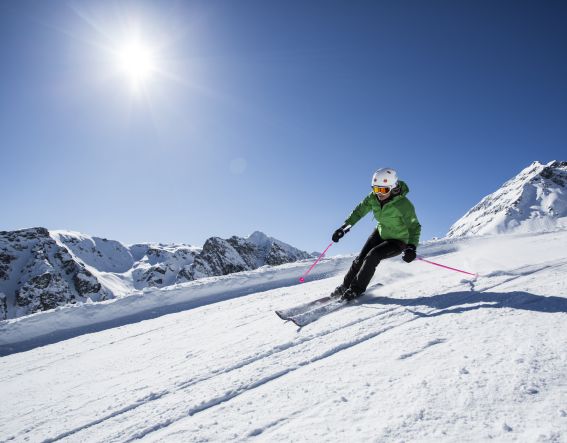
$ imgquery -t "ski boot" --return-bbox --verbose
[330,284,347,299]
[341,288,363,302]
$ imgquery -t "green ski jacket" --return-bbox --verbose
[344,180,421,246]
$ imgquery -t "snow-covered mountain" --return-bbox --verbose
[1,229,566,441]
[448,160,567,237]
[0,228,313,319]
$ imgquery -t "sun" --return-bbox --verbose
[115,37,156,92]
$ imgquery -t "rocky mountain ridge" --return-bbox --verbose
[0,228,313,320]
[447,160,567,237]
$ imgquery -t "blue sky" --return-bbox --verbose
[1,0,566,254]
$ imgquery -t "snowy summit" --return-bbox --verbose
[448,160,567,237]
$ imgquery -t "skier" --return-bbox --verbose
[331,167,421,301]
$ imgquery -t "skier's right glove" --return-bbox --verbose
[332,224,348,243]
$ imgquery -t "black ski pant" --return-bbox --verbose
[343,229,405,295]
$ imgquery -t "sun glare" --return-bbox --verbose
[116,38,156,92]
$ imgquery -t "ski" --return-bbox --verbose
[285,299,348,327]
[275,295,339,320]
[275,294,356,327]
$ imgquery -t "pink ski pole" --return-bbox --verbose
[416,256,478,277]
[299,225,351,283]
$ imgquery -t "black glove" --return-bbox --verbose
[402,244,417,263]
[332,224,348,243]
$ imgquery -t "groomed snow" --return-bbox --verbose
[1,230,567,442]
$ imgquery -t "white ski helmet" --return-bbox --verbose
[371,168,399,191]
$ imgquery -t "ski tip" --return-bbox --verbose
[275,311,291,321]
[275,311,302,327]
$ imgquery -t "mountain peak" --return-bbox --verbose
[247,231,271,247]
[447,160,567,237]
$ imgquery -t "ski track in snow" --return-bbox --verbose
[131,310,430,441]
[398,338,446,360]
[40,302,421,443]
[1,231,567,442]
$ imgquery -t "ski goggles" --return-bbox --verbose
[372,185,391,194]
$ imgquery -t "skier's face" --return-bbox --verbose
[376,191,391,201]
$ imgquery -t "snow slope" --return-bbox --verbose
[1,230,567,442]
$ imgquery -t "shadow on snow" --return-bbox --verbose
[364,291,567,317]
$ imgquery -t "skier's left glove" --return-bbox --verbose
[402,244,417,263]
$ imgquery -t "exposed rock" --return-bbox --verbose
[267,242,298,266]
[1,227,110,318]
[0,251,16,280]
[176,267,193,283]
[54,248,77,275]
[16,272,74,315]
[190,237,250,279]
[227,236,261,268]
[73,269,103,297]
[0,292,7,320]
[140,265,169,287]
